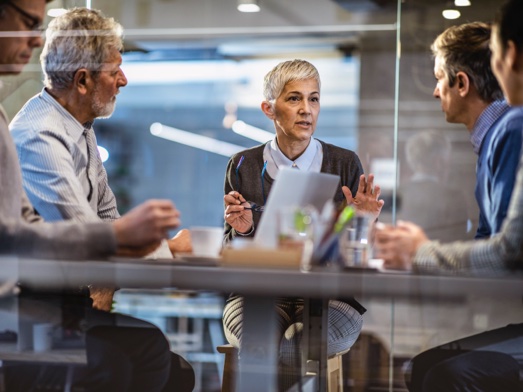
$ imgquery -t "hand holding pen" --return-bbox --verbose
[224,190,254,234]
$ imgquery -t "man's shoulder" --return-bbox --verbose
[500,106,523,127]
[10,93,65,141]
[489,106,523,141]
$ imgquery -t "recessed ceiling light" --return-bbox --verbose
[442,9,461,19]
[237,0,260,13]
[47,8,67,18]
[454,0,471,6]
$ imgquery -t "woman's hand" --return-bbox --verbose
[342,174,384,220]
[224,191,254,234]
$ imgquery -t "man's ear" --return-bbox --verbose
[505,40,522,72]
[73,69,90,94]
[261,101,274,119]
[456,71,470,97]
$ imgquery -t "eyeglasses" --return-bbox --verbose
[2,0,44,33]
[234,156,267,213]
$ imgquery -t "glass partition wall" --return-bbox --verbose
[3,0,497,236]
[2,0,518,391]
[2,1,505,232]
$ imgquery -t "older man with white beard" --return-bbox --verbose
[10,8,128,228]
[9,7,192,308]
[10,8,191,270]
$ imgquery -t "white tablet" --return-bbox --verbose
[254,168,339,248]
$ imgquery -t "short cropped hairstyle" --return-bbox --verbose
[40,7,123,90]
[263,59,321,102]
[431,22,503,102]
[494,0,523,53]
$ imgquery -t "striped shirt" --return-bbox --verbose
[0,103,116,259]
[10,89,120,223]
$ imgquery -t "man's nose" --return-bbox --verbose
[433,86,440,98]
[118,70,128,88]
[29,34,44,49]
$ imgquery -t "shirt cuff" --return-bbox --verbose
[235,225,254,237]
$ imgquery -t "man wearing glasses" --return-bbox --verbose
[0,1,194,391]
[0,0,44,74]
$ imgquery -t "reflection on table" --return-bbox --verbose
[0,256,521,391]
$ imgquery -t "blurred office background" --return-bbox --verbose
[2,0,519,390]
[3,0,495,239]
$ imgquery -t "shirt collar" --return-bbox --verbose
[263,137,322,178]
[40,88,92,143]
[470,100,510,154]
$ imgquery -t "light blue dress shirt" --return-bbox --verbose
[10,89,120,223]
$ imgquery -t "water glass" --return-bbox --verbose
[339,214,371,268]
[277,206,316,271]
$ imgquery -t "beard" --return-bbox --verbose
[91,88,117,119]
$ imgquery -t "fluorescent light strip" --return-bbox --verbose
[232,120,273,143]
[150,122,243,157]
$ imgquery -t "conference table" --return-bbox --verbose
[1,255,522,391]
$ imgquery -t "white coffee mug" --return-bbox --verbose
[190,226,223,258]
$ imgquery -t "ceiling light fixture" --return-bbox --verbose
[47,8,67,18]
[442,9,461,19]
[150,123,243,157]
[454,0,471,6]
[237,0,260,13]
[97,146,109,163]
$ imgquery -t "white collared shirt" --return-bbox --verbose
[262,137,323,178]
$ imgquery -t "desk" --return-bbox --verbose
[1,256,522,391]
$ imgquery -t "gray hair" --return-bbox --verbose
[263,59,321,102]
[40,8,124,90]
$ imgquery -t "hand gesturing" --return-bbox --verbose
[342,174,384,220]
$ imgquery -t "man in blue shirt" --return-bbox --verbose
[431,22,523,239]
[375,12,523,391]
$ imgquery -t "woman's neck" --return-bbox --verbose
[276,137,311,161]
